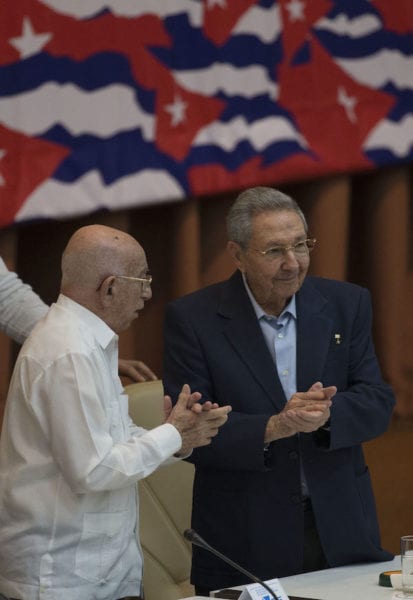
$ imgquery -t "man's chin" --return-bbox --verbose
[277,279,300,294]
[115,314,139,334]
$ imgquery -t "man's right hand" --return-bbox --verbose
[265,381,336,442]
[165,384,232,455]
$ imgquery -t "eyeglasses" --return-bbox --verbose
[115,273,153,290]
[249,238,317,260]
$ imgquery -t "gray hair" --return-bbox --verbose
[226,186,308,247]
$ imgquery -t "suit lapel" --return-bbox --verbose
[218,273,334,406]
[217,271,287,411]
[296,278,333,390]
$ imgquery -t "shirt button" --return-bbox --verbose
[277,333,284,338]
[282,369,289,376]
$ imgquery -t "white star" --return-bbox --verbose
[285,0,306,22]
[0,150,6,187]
[206,0,227,9]
[337,86,358,123]
[164,94,188,127]
[9,17,53,59]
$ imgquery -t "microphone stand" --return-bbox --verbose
[184,528,277,599]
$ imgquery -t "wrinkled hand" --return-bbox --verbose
[265,381,336,442]
[163,392,219,422]
[118,358,157,382]
[165,384,232,455]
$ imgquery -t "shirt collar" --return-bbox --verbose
[241,272,297,321]
[57,294,117,349]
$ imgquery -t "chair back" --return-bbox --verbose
[126,381,195,600]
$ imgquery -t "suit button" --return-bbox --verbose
[291,494,301,504]
[288,450,298,460]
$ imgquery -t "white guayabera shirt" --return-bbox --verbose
[0,294,182,600]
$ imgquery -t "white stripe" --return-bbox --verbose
[337,50,413,89]
[16,169,184,222]
[364,115,413,157]
[232,5,281,43]
[193,115,308,152]
[316,14,381,37]
[38,0,202,21]
[38,0,280,44]
[0,83,154,138]
[174,63,278,100]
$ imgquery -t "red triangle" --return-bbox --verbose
[203,0,258,46]
[155,82,226,162]
[371,0,413,35]
[279,0,333,63]
[278,38,395,169]
[0,124,69,227]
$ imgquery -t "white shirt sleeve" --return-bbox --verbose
[25,351,182,493]
[0,257,48,343]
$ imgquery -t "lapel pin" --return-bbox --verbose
[334,333,342,345]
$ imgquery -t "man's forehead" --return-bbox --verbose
[137,250,150,271]
[251,210,305,237]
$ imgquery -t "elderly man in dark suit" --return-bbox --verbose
[163,186,395,596]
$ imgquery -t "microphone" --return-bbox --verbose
[184,528,276,599]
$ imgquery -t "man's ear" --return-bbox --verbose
[227,241,246,272]
[98,275,116,306]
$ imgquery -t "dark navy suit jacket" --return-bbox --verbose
[163,271,395,590]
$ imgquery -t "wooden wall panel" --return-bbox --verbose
[200,192,234,286]
[351,167,411,415]
[284,176,351,281]
[364,422,413,555]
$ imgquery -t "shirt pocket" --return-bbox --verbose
[74,510,129,582]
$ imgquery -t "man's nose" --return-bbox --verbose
[281,248,300,266]
[142,286,152,300]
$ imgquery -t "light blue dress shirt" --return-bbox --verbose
[241,273,297,401]
[242,274,309,497]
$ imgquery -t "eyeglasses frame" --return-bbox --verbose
[249,237,317,259]
[115,274,153,288]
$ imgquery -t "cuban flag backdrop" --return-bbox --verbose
[1,0,413,228]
